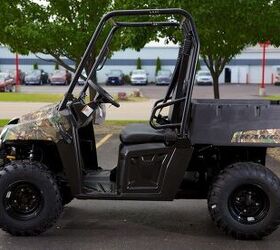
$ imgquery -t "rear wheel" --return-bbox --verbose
[0,161,63,236]
[208,162,280,239]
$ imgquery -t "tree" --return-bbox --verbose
[115,0,276,98]
[155,57,161,76]
[33,63,38,70]
[0,1,113,77]
[136,57,142,69]
[0,0,161,99]
[55,63,59,70]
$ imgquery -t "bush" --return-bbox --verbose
[155,57,161,75]
[33,63,39,70]
[136,57,142,70]
[123,74,131,84]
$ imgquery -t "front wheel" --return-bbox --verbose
[208,162,280,240]
[0,161,63,236]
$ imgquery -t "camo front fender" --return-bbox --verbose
[1,115,71,144]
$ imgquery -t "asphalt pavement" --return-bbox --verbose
[1,133,280,250]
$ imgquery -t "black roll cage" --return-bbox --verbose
[59,8,200,136]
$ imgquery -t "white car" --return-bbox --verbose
[130,69,148,85]
[195,70,213,85]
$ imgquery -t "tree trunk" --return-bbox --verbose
[212,73,220,99]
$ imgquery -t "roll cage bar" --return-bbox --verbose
[59,8,200,136]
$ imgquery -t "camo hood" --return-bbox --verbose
[0,103,71,143]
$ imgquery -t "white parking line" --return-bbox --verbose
[96,134,113,149]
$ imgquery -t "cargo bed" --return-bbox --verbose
[190,99,280,146]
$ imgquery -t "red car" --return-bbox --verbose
[50,70,72,85]
[0,72,15,92]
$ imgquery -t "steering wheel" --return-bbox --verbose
[88,80,120,108]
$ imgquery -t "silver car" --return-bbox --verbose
[155,70,172,85]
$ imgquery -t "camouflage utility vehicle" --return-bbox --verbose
[1,9,280,239]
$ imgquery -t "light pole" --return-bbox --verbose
[15,53,21,92]
[259,41,270,96]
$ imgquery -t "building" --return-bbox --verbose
[0,44,280,84]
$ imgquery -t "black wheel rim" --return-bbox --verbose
[228,184,270,225]
[3,181,43,221]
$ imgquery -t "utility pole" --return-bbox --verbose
[259,41,270,96]
[15,53,21,92]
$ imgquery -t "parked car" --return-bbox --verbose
[24,70,49,85]
[195,70,213,85]
[155,69,172,85]
[106,70,125,85]
[50,70,72,85]
[78,70,87,85]
[0,72,15,92]
[9,70,25,85]
[130,69,148,85]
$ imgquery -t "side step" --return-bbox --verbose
[82,170,117,194]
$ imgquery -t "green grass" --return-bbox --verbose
[0,119,9,127]
[0,93,63,102]
[265,95,280,101]
[104,120,147,126]
[0,93,147,103]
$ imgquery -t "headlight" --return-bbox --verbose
[0,126,8,147]
[0,126,8,139]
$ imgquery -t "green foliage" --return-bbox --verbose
[136,57,142,69]
[33,63,38,70]
[115,0,279,98]
[155,57,161,75]
[196,60,201,72]
[0,119,9,127]
[123,74,131,84]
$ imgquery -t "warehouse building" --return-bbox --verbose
[0,44,280,84]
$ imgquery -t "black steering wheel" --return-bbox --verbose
[88,80,120,108]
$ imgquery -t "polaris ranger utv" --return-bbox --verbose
[1,9,280,239]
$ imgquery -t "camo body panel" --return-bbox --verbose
[231,129,280,144]
[2,104,71,143]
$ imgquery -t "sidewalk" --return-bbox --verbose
[0,100,156,120]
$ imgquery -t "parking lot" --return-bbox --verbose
[19,83,280,99]
[0,130,280,250]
